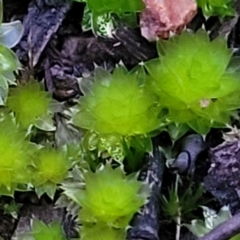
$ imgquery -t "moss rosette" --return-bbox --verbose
[7,80,51,128]
[31,148,71,187]
[71,164,149,228]
[74,67,160,137]
[146,30,240,134]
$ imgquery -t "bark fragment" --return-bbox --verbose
[127,140,165,240]
[204,139,240,214]
[140,0,197,41]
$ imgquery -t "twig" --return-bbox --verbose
[175,207,181,240]
[175,175,181,240]
[199,212,240,240]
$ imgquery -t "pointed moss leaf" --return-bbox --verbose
[0,71,17,104]
[226,57,240,74]
[144,59,162,82]
[183,220,210,237]
[7,80,52,128]
[157,38,177,57]
[187,118,211,135]
[3,71,16,85]
[0,183,17,197]
[128,135,152,153]
[34,115,55,132]
[35,182,57,199]
[0,43,20,72]
[147,30,240,134]
[129,63,147,85]
[167,123,190,142]
[0,21,24,48]
[0,73,8,102]
[81,222,126,240]
[95,67,112,84]
[0,96,4,105]
[79,76,95,95]
[31,219,66,240]
[211,205,231,227]
[210,36,232,78]
[35,185,47,199]
[55,115,82,148]
[66,164,149,227]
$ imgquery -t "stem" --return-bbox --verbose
[176,207,181,240]
[175,174,181,240]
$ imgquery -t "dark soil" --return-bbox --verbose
[2,0,240,240]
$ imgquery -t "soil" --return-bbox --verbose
[1,0,240,240]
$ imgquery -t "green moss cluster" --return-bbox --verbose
[146,30,240,134]
[73,66,160,161]
[63,164,149,240]
[74,67,159,136]
[7,80,52,128]
[0,78,71,197]
[0,9,239,239]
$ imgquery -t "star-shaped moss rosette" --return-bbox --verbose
[31,147,72,199]
[145,30,240,134]
[7,80,54,130]
[0,114,33,196]
[196,0,235,17]
[73,66,161,161]
[63,164,149,228]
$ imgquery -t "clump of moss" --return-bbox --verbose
[7,80,52,128]
[73,66,161,160]
[74,67,159,136]
[31,147,72,199]
[146,30,240,134]
[64,164,149,228]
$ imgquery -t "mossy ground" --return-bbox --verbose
[1,1,240,240]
